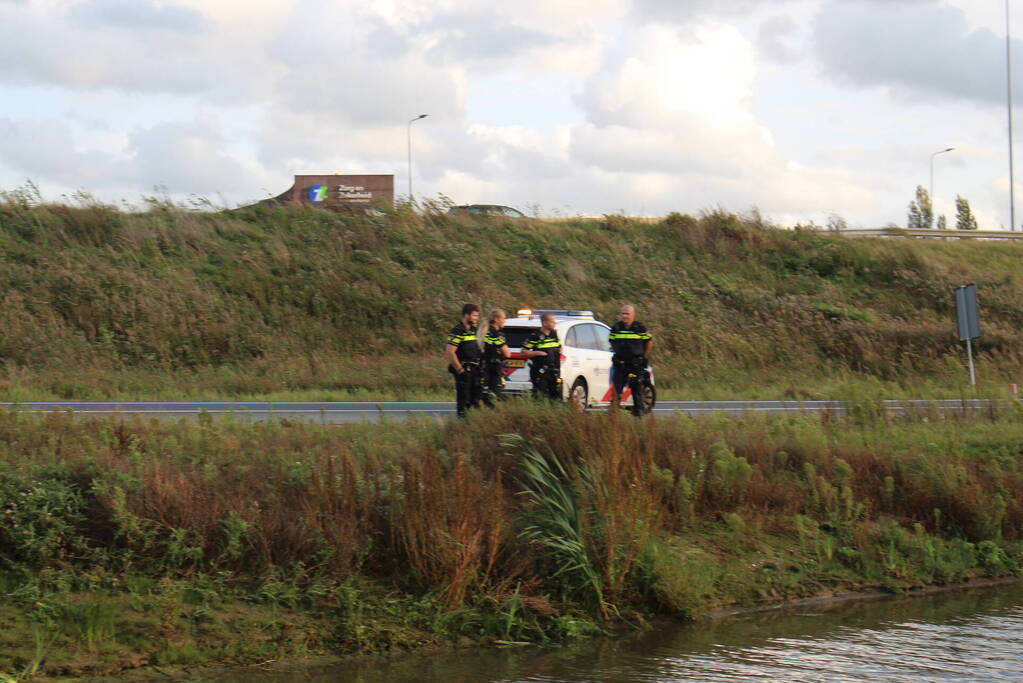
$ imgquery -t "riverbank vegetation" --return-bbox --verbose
[1,187,1022,401]
[2,401,1021,678]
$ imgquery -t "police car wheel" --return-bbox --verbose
[569,379,588,408]
[641,383,656,413]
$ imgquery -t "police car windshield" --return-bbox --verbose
[502,326,536,349]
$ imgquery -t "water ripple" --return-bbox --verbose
[654,607,1023,682]
[218,584,1023,683]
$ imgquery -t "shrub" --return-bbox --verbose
[0,475,86,568]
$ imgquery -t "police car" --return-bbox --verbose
[501,309,655,410]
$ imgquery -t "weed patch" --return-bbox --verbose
[0,405,1021,677]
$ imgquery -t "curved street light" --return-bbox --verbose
[1008,0,1016,231]
[930,147,955,225]
[407,114,428,202]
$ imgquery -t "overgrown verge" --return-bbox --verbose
[1,188,1022,400]
[1,401,1022,679]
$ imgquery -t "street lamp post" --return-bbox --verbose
[407,114,428,202]
[930,147,955,226]
[1007,0,1016,231]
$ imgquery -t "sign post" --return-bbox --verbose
[954,284,981,385]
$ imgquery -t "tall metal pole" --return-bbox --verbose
[407,114,428,202]
[930,147,955,225]
[1008,0,1016,231]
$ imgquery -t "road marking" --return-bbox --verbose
[0,399,996,421]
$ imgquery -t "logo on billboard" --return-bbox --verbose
[307,185,328,204]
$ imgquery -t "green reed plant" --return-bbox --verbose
[507,433,607,612]
[60,598,118,651]
[0,625,50,682]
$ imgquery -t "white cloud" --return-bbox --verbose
[70,0,204,33]
[427,21,877,219]
[0,117,127,187]
[0,0,1015,228]
[420,9,562,64]
[564,24,800,207]
[813,1,1013,106]
[130,119,245,194]
[632,0,797,23]
[575,23,759,130]
[0,116,245,196]
[757,14,801,63]
[0,2,243,98]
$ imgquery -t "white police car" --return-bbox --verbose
[501,309,655,410]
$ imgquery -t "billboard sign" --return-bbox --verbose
[265,174,395,209]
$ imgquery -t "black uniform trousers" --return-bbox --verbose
[454,363,484,416]
[613,357,647,416]
[481,362,505,407]
[531,364,562,401]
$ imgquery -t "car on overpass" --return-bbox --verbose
[448,204,526,218]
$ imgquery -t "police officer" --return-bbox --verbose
[480,308,511,407]
[609,304,653,416]
[446,303,484,417]
[522,312,562,401]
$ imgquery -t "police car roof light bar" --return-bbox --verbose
[524,309,594,318]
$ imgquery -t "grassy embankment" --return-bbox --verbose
[1,400,1022,678]
[1,188,1022,401]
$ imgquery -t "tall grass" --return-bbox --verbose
[1,191,1022,400]
[2,404,1020,603]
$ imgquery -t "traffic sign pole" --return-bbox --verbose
[966,338,976,386]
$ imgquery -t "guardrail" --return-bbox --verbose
[826,228,1023,240]
[533,218,1023,238]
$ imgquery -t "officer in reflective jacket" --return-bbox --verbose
[608,304,653,416]
[445,303,484,417]
[480,308,511,407]
[522,312,562,401]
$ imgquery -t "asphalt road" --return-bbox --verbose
[0,399,994,423]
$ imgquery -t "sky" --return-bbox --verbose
[0,0,1021,228]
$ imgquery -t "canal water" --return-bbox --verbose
[223,582,1023,682]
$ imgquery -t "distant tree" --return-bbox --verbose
[936,215,947,230]
[955,195,979,230]
[907,185,934,228]
[826,213,848,232]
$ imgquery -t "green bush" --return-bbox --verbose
[706,441,753,511]
[0,474,85,568]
